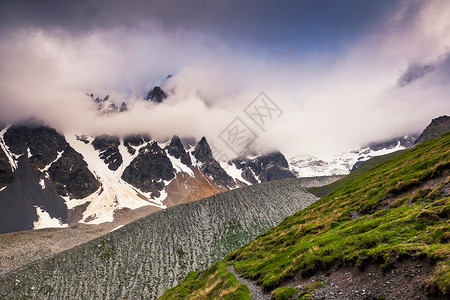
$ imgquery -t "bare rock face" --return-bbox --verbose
[0,147,13,189]
[415,115,450,144]
[92,135,123,171]
[165,135,191,166]
[0,177,326,299]
[123,134,151,155]
[121,142,175,197]
[48,147,99,199]
[93,95,119,114]
[3,122,67,170]
[147,86,167,103]
[119,102,128,112]
[233,151,296,183]
[193,137,235,188]
[0,156,67,234]
[2,123,99,199]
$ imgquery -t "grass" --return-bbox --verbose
[159,261,251,300]
[160,133,450,298]
[271,286,299,299]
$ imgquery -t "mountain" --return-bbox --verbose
[289,135,418,177]
[161,132,450,299]
[0,122,99,233]
[415,115,450,144]
[0,120,295,234]
[0,176,338,299]
[147,86,168,103]
[233,151,296,183]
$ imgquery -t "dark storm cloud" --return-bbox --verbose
[398,63,436,87]
[0,0,401,51]
[397,51,450,87]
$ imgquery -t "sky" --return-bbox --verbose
[0,0,449,158]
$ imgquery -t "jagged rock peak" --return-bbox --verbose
[166,135,192,165]
[415,115,450,144]
[2,122,99,200]
[193,137,214,163]
[121,141,175,197]
[147,86,167,103]
[232,151,295,183]
[191,137,235,187]
[88,93,127,115]
[119,102,127,112]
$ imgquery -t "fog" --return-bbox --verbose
[0,0,449,159]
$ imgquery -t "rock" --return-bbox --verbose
[123,134,151,155]
[0,156,68,234]
[92,135,123,171]
[415,115,450,144]
[94,95,120,114]
[119,102,128,112]
[232,151,296,183]
[0,145,13,189]
[193,137,234,187]
[147,86,167,103]
[165,135,191,166]
[3,122,67,170]
[2,122,99,199]
[121,142,175,196]
[48,147,99,199]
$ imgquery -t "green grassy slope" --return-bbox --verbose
[160,133,450,299]
[161,262,251,300]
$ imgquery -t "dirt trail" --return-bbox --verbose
[227,265,271,300]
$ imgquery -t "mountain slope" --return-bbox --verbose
[0,177,337,299]
[0,121,296,233]
[0,156,68,233]
[161,133,450,299]
[289,135,416,177]
[415,115,450,145]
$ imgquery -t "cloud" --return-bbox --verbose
[0,0,450,159]
[398,63,436,87]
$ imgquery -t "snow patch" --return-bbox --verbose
[110,225,124,232]
[220,161,251,187]
[39,151,64,172]
[39,178,46,189]
[33,206,68,229]
[64,133,166,225]
[117,141,146,177]
[167,153,195,177]
[290,143,406,177]
[188,149,203,168]
[0,126,18,171]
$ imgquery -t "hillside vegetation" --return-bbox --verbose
[161,133,450,299]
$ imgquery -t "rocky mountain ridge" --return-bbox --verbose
[0,120,296,234]
[415,115,450,145]
[289,134,419,177]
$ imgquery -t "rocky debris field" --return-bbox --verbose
[0,176,338,299]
